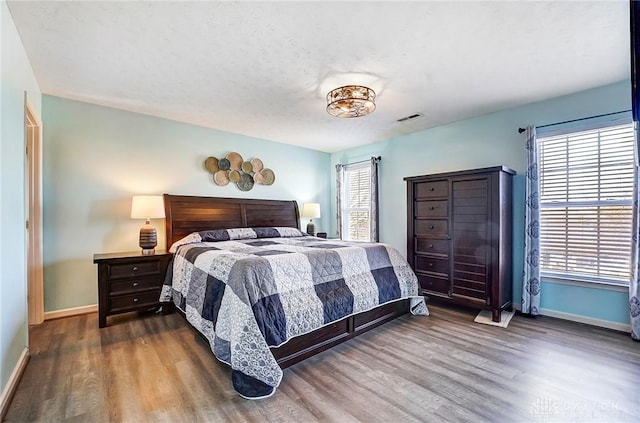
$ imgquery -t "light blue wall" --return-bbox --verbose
[0,0,42,392]
[42,95,331,312]
[331,80,631,326]
[541,282,629,324]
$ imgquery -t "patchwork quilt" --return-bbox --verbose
[160,227,428,399]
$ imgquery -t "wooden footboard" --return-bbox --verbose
[272,299,409,368]
[169,299,410,368]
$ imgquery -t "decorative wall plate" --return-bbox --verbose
[250,158,264,172]
[214,170,229,186]
[241,161,253,173]
[218,158,231,171]
[226,152,243,170]
[237,173,255,191]
[253,171,264,184]
[205,156,219,173]
[228,169,241,182]
[260,168,275,185]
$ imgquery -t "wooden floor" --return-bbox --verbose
[4,304,640,422]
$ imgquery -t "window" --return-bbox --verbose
[342,164,371,242]
[538,121,635,285]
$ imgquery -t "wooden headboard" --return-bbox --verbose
[163,194,300,249]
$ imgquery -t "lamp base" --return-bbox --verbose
[306,220,315,236]
[139,223,158,254]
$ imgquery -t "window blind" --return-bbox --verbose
[538,122,635,284]
[343,165,371,242]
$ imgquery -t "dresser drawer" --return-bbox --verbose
[417,274,450,295]
[108,260,161,280]
[415,219,448,237]
[415,180,448,198]
[415,256,449,276]
[110,275,162,296]
[416,238,449,256]
[109,290,160,313]
[416,200,448,218]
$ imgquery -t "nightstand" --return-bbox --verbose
[93,250,171,328]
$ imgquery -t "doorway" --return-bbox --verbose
[25,96,44,325]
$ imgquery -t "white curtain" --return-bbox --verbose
[522,125,541,315]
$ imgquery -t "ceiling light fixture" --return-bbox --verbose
[326,85,376,118]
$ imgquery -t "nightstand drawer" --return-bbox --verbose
[108,260,161,280]
[109,290,160,313]
[110,276,162,295]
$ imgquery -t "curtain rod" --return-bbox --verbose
[341,156,381,166]
[517,110,631,133]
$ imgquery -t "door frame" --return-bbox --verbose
[25,95,44,325]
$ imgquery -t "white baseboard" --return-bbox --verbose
[0,347,29,420]
[512,302,629,332]
[538,308,631,332]
[44,304,97,321]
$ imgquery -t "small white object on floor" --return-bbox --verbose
[474,310,514,328]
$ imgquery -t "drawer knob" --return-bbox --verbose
[132,266,138,272]
[429,225,434,229]
[428,263,434,267]
[429,187,434,191]
[133,298,139,303]
[429,244,434,248]
[429,206,435,210]
[132,282,139,287]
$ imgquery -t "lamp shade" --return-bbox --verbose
[301,203,321,219]
[131,195,165,219]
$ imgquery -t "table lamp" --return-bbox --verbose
[131,195,165,255]
[301,202,321,236]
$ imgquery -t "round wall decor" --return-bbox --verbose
[204,153,275,191]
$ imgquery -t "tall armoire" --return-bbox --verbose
[405,166,515,322]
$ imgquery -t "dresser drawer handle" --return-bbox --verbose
[132,266,138,272]
[428,263,434,267]
[133,298,139,303]
[132,282,139,287]
[428,244,434,248]
[429,206,435,210]
[429,225,434,229]
[429,187,435,191]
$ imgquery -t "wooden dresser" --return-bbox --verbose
[94,251,171,327]
[405,166,515,322]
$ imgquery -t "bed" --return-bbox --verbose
[160,194,428,399]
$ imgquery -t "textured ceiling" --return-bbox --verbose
[7,1,630,153]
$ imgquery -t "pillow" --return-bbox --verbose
[169,227,308,252]
[199,227,307,242]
